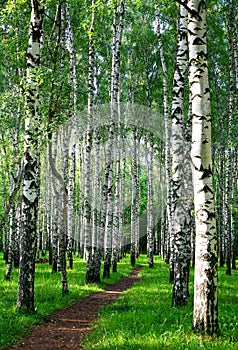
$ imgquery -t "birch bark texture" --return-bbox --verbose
[187,0,219,335]
[85,0,95,283]
[17,0,44,311]
[103,1,125,278]
[155,2,173,273]
[171,5,190,306]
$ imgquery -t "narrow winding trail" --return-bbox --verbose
[7,266,143,350]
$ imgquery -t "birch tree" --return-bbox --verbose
[130,123,139,267]
[171,5,191,306]
[155,2,173,278]
[146,132,154,268]
[66,0,78,269]
[104,1,125,278]
[223,0,237,274]
[84,0,95,283]
[181,0,219,334]
[231,148,237,270]
[91,125,102,281]
[111,1,125,273]
[17,0,44,311]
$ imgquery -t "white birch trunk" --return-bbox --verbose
[231,148,237,269]
[66,0,78,269]
[146,133,154,268]
[171,5,191,306]
[67,143,75,269]
[155,3,173,277]
[104,1,125,278]
[223,21,234,275]
[187,0,219,334]
[119,118,126,259]
[92,127,102,282]
[85,0,95,283]
[112,1,125,272]
[135,135,141,259]
[79,142,85,257]
[131,124,138,267]
[17,0,44,311]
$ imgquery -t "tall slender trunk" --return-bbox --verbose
[49,133,59,273]
[216,88,225,267]
[155,3,173,279]
[59,7,69,295]
[58,129,70,295]
[224,0,237,275]
[67,142,75,269]
[66,0,78,270]
[231,148,237,270]
[13,204,21,268]
[92,127,102,282]
[17,0,44,311]
[85,0,95,283]
[144,59,154,267]
[131,123,138,267]
[186,0,219,335]
[171,5,190,306]
[45,165,52,264]
[79,141,85,258]
[111,2,125,271]
[112,135,120,273]
[104,1,125,278]
[48,128,69,296]
[119,113,126,259]
[135,134,141,259]
[146,133,154,268]
[5,207,15,280]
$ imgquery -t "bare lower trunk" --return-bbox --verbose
[171,6,191,306]
[17,0,43,311]
[155,3,173,278]
[85,1,95,283]
[186,0,219,335]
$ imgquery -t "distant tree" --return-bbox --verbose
[155,2,173,271]
[85,0,95,283]
[103,1,125,278]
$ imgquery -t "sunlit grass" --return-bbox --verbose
[83,255,238,350]
[0,253,134,349]
[0,253,238,350]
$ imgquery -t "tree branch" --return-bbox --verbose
[174,0,202,20]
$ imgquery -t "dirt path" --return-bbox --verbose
[7,266,143,350]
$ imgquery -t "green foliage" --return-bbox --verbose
[0,0,237,346]
[0,253,134,349]
[83,256,238,350]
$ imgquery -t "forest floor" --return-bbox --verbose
[6,266,143,350]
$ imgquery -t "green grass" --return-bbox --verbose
[0,253,134,350]
[0,254,238,350]
[83,255,238,350]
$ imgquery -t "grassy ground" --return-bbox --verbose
[0,254,238,350]
[83,255,238,350]
[0,253,134,350]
